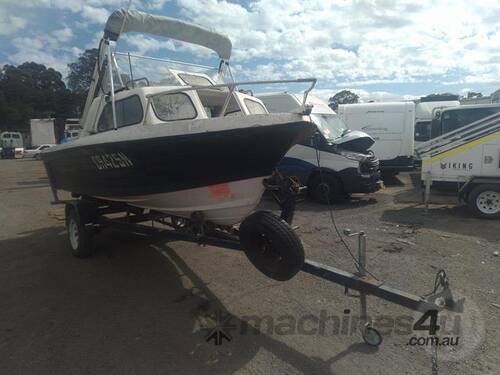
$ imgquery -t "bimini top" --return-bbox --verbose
[104,8,232,60]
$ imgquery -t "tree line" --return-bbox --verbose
[0,49,98,132]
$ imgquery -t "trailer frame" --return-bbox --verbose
[53,174,462,346]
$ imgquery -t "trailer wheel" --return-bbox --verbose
[240,211,304,281]
[309,173,342,204]
[362,324,383,347]
[468,184,500,219]
[66,204,94,258]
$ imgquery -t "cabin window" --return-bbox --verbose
[152,93,197,121]
[178,73,213,87]
[244,99,267,114]
[97,95,144,132]
[441,107,500,135]
[3,134,11,139]
[12,134,20,139]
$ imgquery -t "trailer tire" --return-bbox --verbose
[309,173,343,204]
[66,204,95,258]
[240,211,304,281]
[467,184,500,219]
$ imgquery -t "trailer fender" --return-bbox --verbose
[459,177,500,202]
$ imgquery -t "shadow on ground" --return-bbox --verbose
[381,174,405,187]
[0,225,376,374]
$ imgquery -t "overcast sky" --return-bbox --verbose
[1,0,499,102]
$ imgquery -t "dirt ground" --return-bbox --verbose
[0,158,499,375]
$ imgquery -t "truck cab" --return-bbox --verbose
[429,104,500,140]
[0,131,24,159]
[258,93,380,204]
[414,98,460,147]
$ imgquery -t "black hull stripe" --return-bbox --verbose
[43,121,312,197]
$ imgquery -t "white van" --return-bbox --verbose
[337,102,415,174]
[258,93,380,203]
[0,131,24,159]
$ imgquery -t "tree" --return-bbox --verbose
[67,49,98,93]
[328,90,359,110]
[67,48,98,115]
[0,62,77,131]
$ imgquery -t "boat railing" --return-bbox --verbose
[114,52,219,72]
[145,78,317,117]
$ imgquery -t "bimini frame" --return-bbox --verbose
[81,8,316,136]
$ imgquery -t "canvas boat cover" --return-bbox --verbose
[104,8,232,60]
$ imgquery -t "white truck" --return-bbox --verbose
[426,103,500,141]
[414,97,460,148]
[60,119,82,144]
[418,111,500,218]
[30,118,56,146]
[337,102,415,175]
[258,93,380,203]
[0,131,24,159]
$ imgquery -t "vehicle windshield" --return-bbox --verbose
[415,120,432,142]
[108,53,221,92]
[310,113,348,140]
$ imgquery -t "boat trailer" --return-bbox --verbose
[53,174,463,347]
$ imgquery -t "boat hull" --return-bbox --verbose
[98,177,265,225]
[43,118,313,224]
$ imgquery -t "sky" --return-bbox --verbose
[0,0,499,102]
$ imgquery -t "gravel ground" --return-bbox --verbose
[0,158,499,375]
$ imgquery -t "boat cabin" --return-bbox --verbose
[83,70,269,134]
[79,8,314,136]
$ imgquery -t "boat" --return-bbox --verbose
[42,8,316,226]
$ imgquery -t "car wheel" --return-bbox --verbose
[309,173,343,204]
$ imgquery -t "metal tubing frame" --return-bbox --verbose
[114,51,219,71]
[106,41,118,131]
[146,78,317,110]
[87,201,455,314]
[301,260,454,313]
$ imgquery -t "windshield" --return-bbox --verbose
[310,113,348,140]
[178,73,214,86]
[108,53,221,92]
[415,120,432,142]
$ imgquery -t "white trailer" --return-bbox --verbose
[30,118,56,146]
[337,102,415,174]
[418,112,500,218]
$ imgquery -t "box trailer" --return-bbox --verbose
[30,118,56,147]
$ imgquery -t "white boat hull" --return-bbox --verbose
[97,176,266,226]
